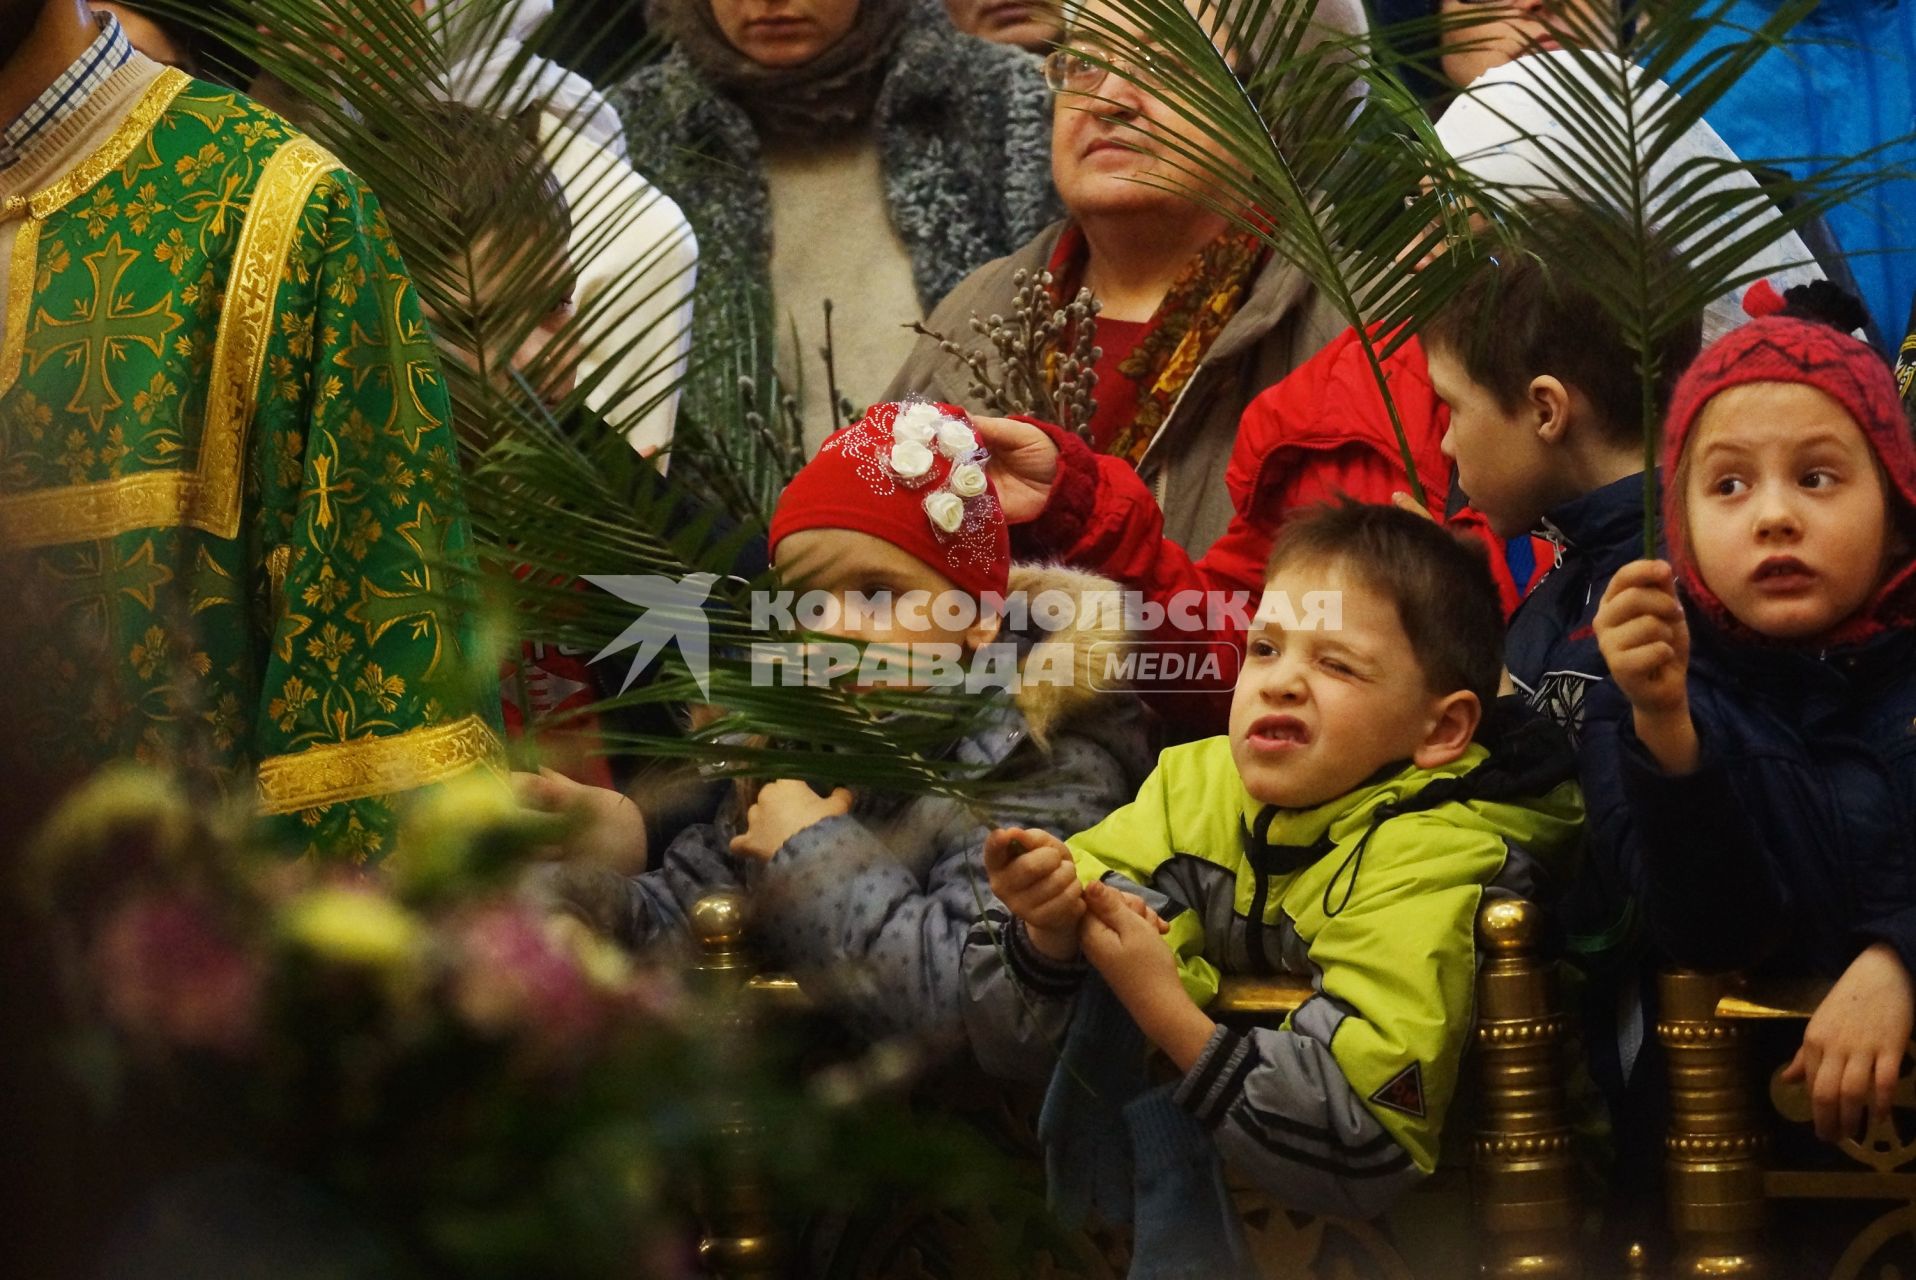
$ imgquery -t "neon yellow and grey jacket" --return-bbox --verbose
[963,706,1583,1218]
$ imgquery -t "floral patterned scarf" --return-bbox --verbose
[1047,222,1269,465]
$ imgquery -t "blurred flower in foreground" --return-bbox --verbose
[281,885,426,971]
[91,891,262,1055]
[450,900,605,1052]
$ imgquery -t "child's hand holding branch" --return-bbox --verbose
[513,769,649,873]
[1595,559,1699,775]
[969,416,1059,524]
[1080,880,1212,1071]
[983,828,1084,961]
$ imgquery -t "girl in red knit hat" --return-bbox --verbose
[528,401,1152,1062]
[1589,287,1916,1150]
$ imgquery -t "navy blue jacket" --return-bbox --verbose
[1586,615,1916,979]
[1506,473,1649,746]
[1505,473,1650,950]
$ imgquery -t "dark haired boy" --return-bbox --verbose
[973,503,1583,1221]
[421,102,580,414]
[1421,223,1704,741]
[1420,220,1706,1244]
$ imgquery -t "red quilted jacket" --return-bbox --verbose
[1010,327,1546,739]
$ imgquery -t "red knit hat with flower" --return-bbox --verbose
[769,401,1011,598]
[1662,285,1916,643]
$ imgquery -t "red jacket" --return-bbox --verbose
[1012,328,1540,739]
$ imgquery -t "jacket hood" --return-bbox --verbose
[1662,315,1916,648]
[1003,562,1137,746]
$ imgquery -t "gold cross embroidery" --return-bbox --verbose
[23,233,184,432]
[309,432,356,530]
[333,265,444,453]
[346,500,455,676]
[40,536,176,613]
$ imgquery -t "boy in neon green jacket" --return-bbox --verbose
[970,503,1584,1218]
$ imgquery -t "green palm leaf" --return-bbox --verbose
[1055,0,1909,548]
[151,0,1006,800]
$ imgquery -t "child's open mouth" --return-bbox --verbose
[1246,715,1312,751]
[1752,555,1816,593]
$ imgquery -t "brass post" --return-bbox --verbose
[1473,897,1581,1278]
[690,892,781,1278]
[1659,969,1767,1278]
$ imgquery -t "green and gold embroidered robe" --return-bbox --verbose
[0,68,500,862]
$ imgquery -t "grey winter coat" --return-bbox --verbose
[607,566,1153,1054]
[885,220,1346,558]
[611,22,1059,391]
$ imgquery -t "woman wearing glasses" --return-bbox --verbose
[614,0,1059,450]
[886,0,1364,558]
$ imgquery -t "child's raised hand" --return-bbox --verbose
[1080,880,1216,1071]
[1783,942,1916,1144]
[1596,560,1692,714]
[1390,491,1436,522]
[1078,879,1173,984]
[982,827,1083,960]
[513,769,649,873]
[1596,560,1700,774]
[1079,880,1175,992]
[729,779,854,861]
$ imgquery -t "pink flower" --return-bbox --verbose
[450,903,602,1052]
[90,893,261,1055]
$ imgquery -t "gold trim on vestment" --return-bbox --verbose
[266,542,291,592]
[0,127,340,549]
[0,219,39,401]
[256,713,502,814]
[4,69,190,223]
[194,133,336,539]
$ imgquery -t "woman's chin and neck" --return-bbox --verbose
[1077,198,1236,321]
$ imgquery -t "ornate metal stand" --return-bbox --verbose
[691,892,781,1278]
[1660,969,1768,1278]
[1473,898,1581,1278]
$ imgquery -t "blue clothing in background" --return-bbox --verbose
[1670,0,1916,341]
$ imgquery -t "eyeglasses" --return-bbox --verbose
[1041,44,1170,94]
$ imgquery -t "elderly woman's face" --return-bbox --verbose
[1049,0,1241,221]
[1436,0,1618,89]
[945,0,1064,52]
[710,0,861,67]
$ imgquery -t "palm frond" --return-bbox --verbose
[154,0,1007,798]
[1054,0,1910,546]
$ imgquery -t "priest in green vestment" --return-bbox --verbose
[1,2,502,862]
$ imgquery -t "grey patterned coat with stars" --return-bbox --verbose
[610,566,1152,1059]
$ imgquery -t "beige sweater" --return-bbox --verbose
[763,133,921,455]
[1,55,167,357]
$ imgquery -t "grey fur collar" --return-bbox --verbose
[617,22,1058,312]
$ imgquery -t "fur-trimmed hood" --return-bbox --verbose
[1004,561,1139,748]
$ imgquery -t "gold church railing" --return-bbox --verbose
[689,892,1581,1280]
[1660,970,1916,1280]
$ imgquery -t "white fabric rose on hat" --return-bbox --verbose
[892,403,945,446]
[889,440,935,479]
[924,490,967,534]
[935,421,978,458]
[947,463,987,498]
